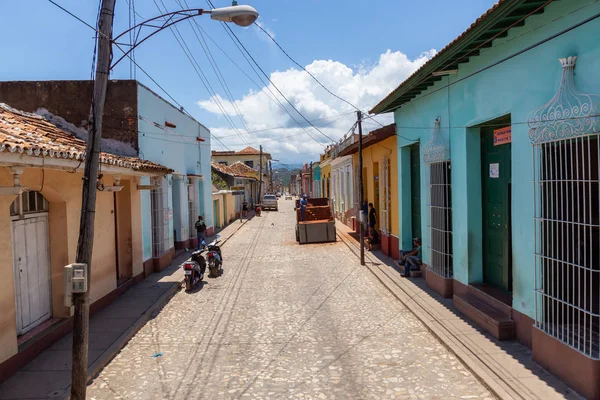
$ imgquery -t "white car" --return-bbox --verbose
[262,194,278,211]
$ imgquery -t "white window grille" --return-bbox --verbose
[529,56,600,359]
[151,179,169,258]
[187,179,198,239]
[533,136,600,358]
[427,161,453,278]
[379,158,391,235]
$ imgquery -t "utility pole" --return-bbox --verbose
[71,0,116,399]
[259,145,263,200]
[309,162,313,198]
[357,111,365,266]
[269,160,273,192]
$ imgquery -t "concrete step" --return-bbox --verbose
[453,294,515,340]
[392,260,423,278]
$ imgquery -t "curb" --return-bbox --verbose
[336,230,515,400]
[78,220,249,396]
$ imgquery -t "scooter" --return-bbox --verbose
[206,237,223,278]
[255,205,262,217]
[183,249,206,291]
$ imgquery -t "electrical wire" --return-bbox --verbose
[253,21,385,128]
[205,0,332,146]
[374,3,600,114]
[46,0,230,151]
[153,0,250,146]
[178,0,259,144]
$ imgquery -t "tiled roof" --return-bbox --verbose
[0,103,170,173]
[370,0,550,114]
[212,146,272,158]
[229,161,259,180]
[211,161,258,180]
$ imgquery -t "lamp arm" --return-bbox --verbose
[110,9,210,70]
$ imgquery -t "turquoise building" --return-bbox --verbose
[371,1,600,398]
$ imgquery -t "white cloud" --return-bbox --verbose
[198,49,436,164]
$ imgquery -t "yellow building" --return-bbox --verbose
[338,124,399,258]
[0,104,170,369]
[319,146,333,198]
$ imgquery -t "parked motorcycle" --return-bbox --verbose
[206,237,223,278]
[183,249,206,291]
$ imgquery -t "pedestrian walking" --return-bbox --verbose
[195,216,206,249]
[242,200,248,218]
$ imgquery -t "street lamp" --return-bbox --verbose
[71,2,258,399]
[111,4,259,69]
[210,5,258,26]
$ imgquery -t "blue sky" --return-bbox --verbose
[2,0,497,164]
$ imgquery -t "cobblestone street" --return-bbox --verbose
[87,199,493,400]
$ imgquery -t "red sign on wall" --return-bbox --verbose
[493,126,512,146]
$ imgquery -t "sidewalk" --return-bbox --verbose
[0,219,248,400]
[335,221,582,400]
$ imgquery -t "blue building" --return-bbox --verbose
[371,1,600,397]
[136,83,213,272]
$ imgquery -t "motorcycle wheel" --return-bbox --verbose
[185,278,191,291]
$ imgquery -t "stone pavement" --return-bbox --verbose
[335,222,582,400]
[85,200,494,399]
[0,218,248,400]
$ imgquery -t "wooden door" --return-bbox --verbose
[481,127,512,292]
[12,216,51,335]
[410,144,422,239]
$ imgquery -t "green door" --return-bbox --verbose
[481,127,512,292]
[410,144,421,239]
[213,199,219,229]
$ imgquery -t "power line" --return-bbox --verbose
[177,0,258,143]
[46,0,230,151]
[153,0,250,146]
[206,0,332,146]
[213,111,354,139]
[253,21,385,128]
[373,2,600,115]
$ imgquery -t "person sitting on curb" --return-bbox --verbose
[366,229,380,249]
[399,237,422,277]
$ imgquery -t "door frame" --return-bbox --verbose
[480,119,513,293]
[12,214,52,335]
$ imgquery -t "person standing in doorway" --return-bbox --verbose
[362,200,368,232]
[368,202,377,237]
[195,215,206,250]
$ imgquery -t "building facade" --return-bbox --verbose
[312,162,322,198]
[0,104,169,376]
[371,1,600,397]
[0,80,214,275]
[339,124,399,258]
[212,146,271,197]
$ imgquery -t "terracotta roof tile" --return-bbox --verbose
[211,161,258,180]
[0,103,170,173]
[212,146,271,158]
[228,161,259,180]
